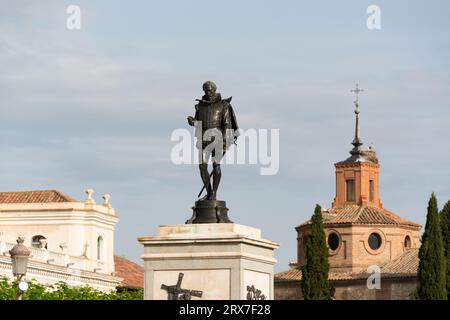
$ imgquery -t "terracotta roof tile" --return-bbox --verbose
[114,255,144,289]
[380,248,419,277]
[275,249,419,282]
[0,190,77,203]
[275,267,302,281]
[275,267,366,281]
[299,205,420,228]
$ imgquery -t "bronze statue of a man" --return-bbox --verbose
[187,81,238,201]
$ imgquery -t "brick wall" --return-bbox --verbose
[274,277,417,300]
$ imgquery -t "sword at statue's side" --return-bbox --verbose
[197,172,214,198]
[197,149,226,199]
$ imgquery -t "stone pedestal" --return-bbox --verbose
[138,223,279,300]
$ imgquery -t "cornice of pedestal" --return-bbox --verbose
[140,251,278,265]
[139,235,279,250]
[138,223,280,251]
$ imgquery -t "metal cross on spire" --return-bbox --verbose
[349,83,364,157]
[351,83,364,104]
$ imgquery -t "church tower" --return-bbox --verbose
[332,84,381,209]
[295,85,421,273]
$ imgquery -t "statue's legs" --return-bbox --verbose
[199,147,212,201]
[198,137,224,201]
[211,162,221,200]
[199,163,212,201]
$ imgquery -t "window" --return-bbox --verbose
[31,235,47,249]
[328,232,340,251]
[97,236,104,260]
[404,236,411,249]
[368,233,382,250]
[346,180,355,202]
[369,180,374,202]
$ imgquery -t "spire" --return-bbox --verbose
[350,84,364,157]
[336,83,378,165]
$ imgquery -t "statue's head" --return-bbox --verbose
[202,81,217,100]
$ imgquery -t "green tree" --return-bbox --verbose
[301,204,333,300]
[416,193,446,300]
[440,200,450,299]
[0,277,143,300]
[0,278,16,300]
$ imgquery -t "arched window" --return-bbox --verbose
[404,235,411,249]
[97,236,104,260]
[346,180,355,202]
[31,235,47,249]
[369,180,374,202]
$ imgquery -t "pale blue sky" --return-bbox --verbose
[1,1,449,271]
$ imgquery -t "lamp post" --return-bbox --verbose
[9,236,31,300]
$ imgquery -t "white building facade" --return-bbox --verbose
[0,189,121,291]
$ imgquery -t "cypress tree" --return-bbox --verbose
[440,200,450,299]
[416,193,446,300]
[301,204,333,300]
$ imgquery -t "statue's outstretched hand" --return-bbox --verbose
[187,116,195,126]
